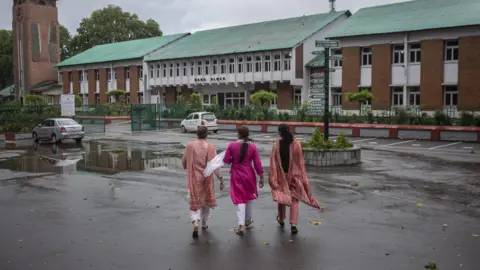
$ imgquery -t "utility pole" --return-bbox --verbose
[323,48,330,140]
[329,0,336,12]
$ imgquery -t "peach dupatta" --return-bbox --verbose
[268,140,321,209]
[182,139,218,211]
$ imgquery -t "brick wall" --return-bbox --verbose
[88,70,96,104]
[295,44,304,79]
[341,47,361,109]
[458,36,480,110]
[62,71,69,94]
[99,68,107,104]
[116,66,126,91]
[371,44,392,109]
[129,66,139,104]
[277,82,293,109]
[72,71,80,95]
[420,40,444,110]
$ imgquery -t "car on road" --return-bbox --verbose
[180,112,218,133]
[32,118,85,144]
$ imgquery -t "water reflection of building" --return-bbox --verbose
[78,142,183,174]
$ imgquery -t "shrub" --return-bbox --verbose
[459,112,475,126]
[301,128,352,150]
[335,133,353,149]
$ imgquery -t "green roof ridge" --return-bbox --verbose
[146,10,349,61]
[327,0,480,38]
[56,33,189,67]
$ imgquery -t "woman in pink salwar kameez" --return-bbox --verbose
[268,124,323,234]
[182,126,224,238]
[223,126,264,235]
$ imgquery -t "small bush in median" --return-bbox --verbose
[302,128,353,150]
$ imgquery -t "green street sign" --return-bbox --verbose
[311,84,325,89]
[310,79,325,84]
[311,73,325,78]
[329,55,343,61]
[315,40,339,48]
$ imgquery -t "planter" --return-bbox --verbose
[303,146,361,166]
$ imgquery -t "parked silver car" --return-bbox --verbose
[32,118,85,144]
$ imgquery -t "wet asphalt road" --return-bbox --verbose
[0,138,479,270]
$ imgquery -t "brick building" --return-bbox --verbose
[325,0,480,116]
[11,0,62,104]
[143,11,350,109]
[55,34,188,105]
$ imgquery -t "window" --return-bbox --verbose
[80,71,83,82]
[150,65,154,78]
[191,62,195,75]
[273,54,281,71]
[409,43,421,63]
[332,49,342,67]
[183,62,187,76]
[205,60,210,75]
[156,64,160,77]
[293,89,302,104]
[444,86,458,106]
[140,67,143,78]
[95,70,99,81]
[332,88,342,106]
[284,53,291,70]
[264,55,271,72]
[197,61,203,75]
[225,92,246,107]
[229,58,235,74]
[361,47,372,66]
[114,69,117,79]
[255,56,262,72]
[107,69,112,81]
[220,59,226,74]
[162,64,166,77]
[202,94,216,104]
[213,60,217,74]
[408,87,420,106]
[238,57,243,73]
[392,45,404,64]
[176,63,180,77]
[391,87,404,106]
[445,40,459,61]
[47,96,54,105]
[169,63,173,77]
[125,68,130,80]
[246,56,252,72]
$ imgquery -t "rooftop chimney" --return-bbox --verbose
[329,0,336,12]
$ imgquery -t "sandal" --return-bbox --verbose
[202,226,208,231]
[291,225,298,235]
[277,215,285,227]
[245,220,254,228]
[234,226,245,235]
[192,220,199,238]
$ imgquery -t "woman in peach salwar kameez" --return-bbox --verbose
[268,124,323,234]
[182,126,224,238]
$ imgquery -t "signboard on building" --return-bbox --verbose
[60,94,75,117]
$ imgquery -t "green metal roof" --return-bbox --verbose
[305,54,325,67]
[56,33,189,67]
[30,82,59,92]
[145,11,349,61]
[327,0,480,38]
[0,84,14,97]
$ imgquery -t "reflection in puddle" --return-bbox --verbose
[0,141,184,175]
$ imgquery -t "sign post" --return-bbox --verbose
[310,39,340,140]
[60,94,75,117]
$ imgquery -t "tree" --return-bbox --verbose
[250,90,277,106]
[74,95,82,106]
[25,94,45,106]
[0,30,13,90]
[69,5,163,55]
[190,93,202,110]
[59,25,72,60]
[106,90,126,104]
[345,89,375,107]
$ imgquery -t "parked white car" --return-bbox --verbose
[181,112,218,133]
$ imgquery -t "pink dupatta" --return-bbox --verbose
[268,140,321,209]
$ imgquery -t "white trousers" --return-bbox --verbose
[236,201,253,226]
[190,207,210,226]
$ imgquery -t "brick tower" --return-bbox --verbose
[12,0,60,102]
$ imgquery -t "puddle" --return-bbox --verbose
[0,141,184,176]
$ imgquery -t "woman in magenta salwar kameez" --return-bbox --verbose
[223,126,264,235]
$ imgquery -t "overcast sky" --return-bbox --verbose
[1,0,409,35]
